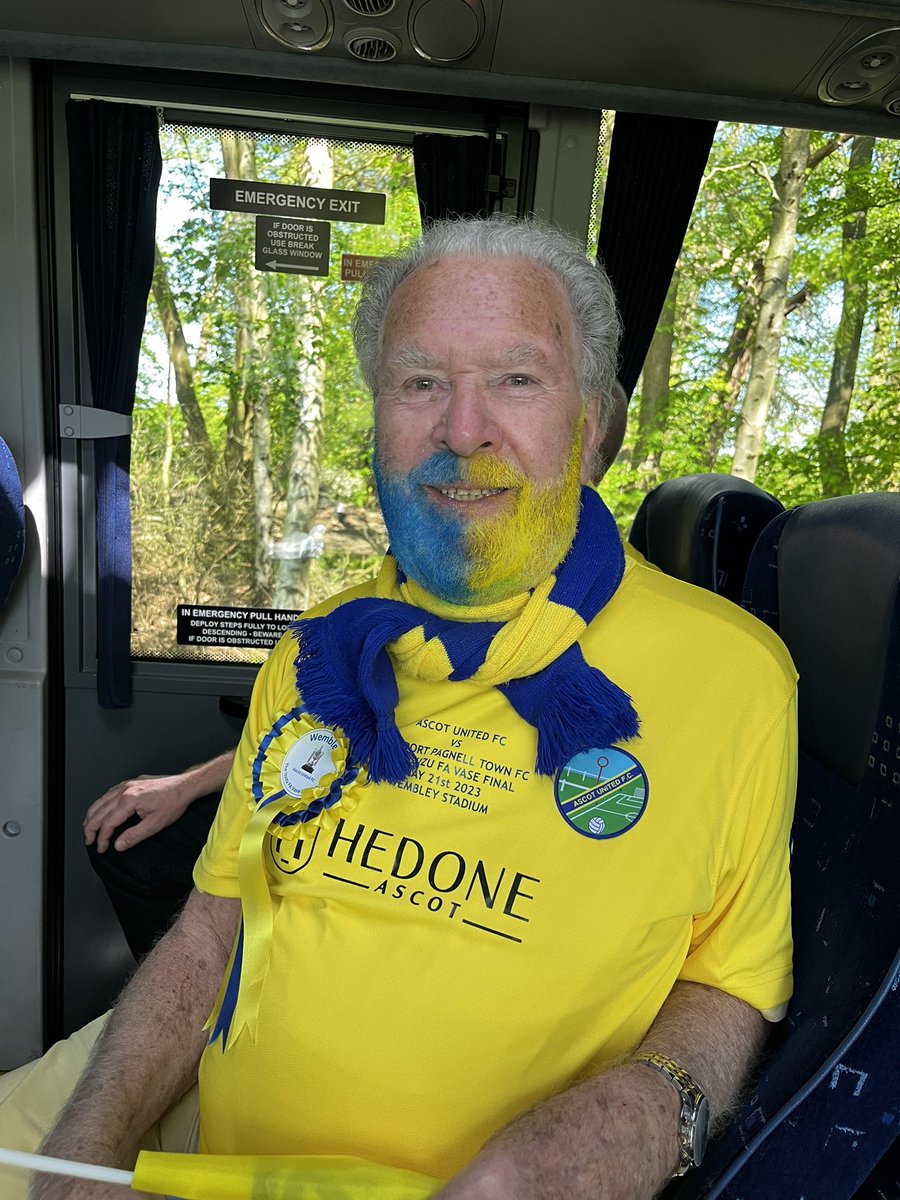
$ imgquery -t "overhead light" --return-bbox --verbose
[258,0,334,50]
[818,28,900,106]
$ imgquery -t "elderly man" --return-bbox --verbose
[8,216,796,1200]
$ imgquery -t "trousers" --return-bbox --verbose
[0,1015,199,1199]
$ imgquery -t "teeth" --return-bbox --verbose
[438,487,506,501]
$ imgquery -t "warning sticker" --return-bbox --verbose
[340,253,382,282]
[176,605,303,650]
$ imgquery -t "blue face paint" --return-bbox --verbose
[374,448,474,603]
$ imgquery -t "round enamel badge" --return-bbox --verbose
[554,747,648,839]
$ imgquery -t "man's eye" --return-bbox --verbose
[506,374,533,386]
[412,378,436,391]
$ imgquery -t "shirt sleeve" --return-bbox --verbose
[677,689,798,1016]
[193,631,299,897]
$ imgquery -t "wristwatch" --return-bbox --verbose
[632,1052,710,1176]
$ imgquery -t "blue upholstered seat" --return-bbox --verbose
[674,491,900,1200]
[0,435,25,609]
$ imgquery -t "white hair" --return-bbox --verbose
[352,215,621,426]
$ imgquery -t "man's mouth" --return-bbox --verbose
[434,486,508,501]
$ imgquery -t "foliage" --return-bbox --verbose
[602,123,899,535]
[133,118,900,645]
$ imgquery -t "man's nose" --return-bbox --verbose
[433,381,501,457]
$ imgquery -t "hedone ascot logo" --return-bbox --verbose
[554,747,648,839]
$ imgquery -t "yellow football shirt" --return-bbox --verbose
[194,556,797,1179]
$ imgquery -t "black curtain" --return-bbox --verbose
[596,112,717,398]
[66,100,162,707]
[413,133,494,223]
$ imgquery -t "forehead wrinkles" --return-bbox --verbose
[383,257,577,352]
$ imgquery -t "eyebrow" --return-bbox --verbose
[384,343,555,371]
[385,345,435,370]
[499,344,554,368]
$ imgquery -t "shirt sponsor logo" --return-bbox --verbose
[554,747,649,839]
[269,817,540,944]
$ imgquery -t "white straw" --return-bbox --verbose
[0,1146,135,1186]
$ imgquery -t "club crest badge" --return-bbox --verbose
[554,747,648,839]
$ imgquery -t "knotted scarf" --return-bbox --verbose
[292,486,640,782]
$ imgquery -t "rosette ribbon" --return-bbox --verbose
[207,707,359,1050]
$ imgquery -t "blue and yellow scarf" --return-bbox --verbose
[207,488,640,1049]
[293,486,640,782]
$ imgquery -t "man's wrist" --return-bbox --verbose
[629,1053,710,1176]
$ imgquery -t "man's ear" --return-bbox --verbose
[579,393,604,485]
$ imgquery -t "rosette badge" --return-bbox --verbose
[252,707,362,841]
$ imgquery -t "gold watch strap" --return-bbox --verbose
[631,1051,710,1176]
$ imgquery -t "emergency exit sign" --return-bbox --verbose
[210,178,386,225]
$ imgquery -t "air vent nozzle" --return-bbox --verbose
[343,0,395,15]
[344,29,400,60]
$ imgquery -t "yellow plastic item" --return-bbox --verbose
[131,1151,444,1199]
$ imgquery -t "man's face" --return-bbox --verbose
[373,256,598,604]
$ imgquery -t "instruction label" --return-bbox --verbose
[177,605,303,650]
[255,217,330,276]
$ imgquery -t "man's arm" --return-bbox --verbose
[83,749,236,853]
[30,888,241,1200]
[436,981,767,1200]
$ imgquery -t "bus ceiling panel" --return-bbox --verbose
[5,1,900,131]
[0,0,255,50]
[492,0,852,102]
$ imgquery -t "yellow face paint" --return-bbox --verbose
[463,423,585,603]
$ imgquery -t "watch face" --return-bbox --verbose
[692,1095,711,1163]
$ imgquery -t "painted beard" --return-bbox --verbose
[373,434,585,606]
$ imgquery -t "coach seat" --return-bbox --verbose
[674,491,900,1200]
[628,473,784,602]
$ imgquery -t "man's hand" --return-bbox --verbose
[83,774,195,854]
[435,982,768,1200]
[30,1162,135,1199]
[434,1063,680,1200]
[29,889,240,1200]
[83,750,235,853]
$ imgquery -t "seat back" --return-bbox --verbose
[628,473,784,601]
[676,491,900,1200]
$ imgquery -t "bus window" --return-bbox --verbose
[131,123,420,665]
[597,120,900,531]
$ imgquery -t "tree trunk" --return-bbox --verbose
[705,273,760,469]
[732,127,810,480]
[631,272,678,488]
[818,135,875,498]
[221,133,276,603]
[274,139,334,610]
[151,247,214,464]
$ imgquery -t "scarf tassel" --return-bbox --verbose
[504,646,640,778]
[295,613,421,785]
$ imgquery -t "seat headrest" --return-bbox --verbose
[0,436,25,608]
[743,492,900,785]
[628,473,784,601]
